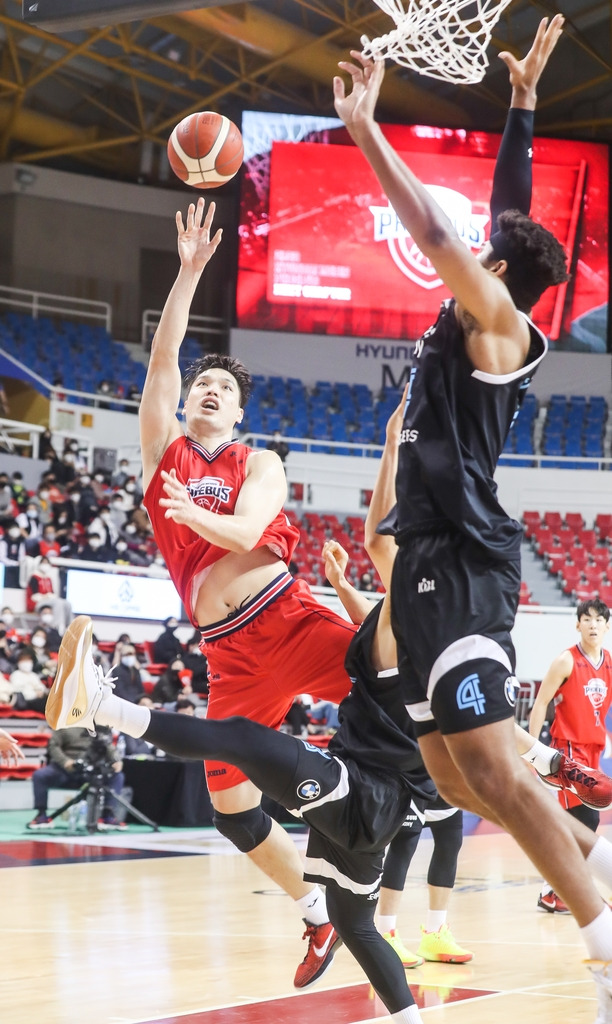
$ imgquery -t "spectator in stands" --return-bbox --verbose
[0,471,16,525]
[307,699,341,733]
[0,629,16,675]
[39,428,57,463]
[36,483,53,524]
[122,477,143,510]
[0,727,23,765]
[111,633,133,667]
[151,659,193,706]
[25,556,72,634]
[74,474,101,528]
[42,472,66,507]
[89,506,120,550]
[36,605,62,653]
[38,523,61,559]
[17,499,44,550]
[91,633,111,675]
[63,438,87,473]
[358,570,376,592]
[153,616,184,665]
[91,471,111,504]
[29,625,55,666]
[0,522,26,588]
[27,725,124,830]
[112,459,131,490]
[78,531,112,563]
[95,380,116,410]
[7,648,49,713]
[0,606,20,643]
[0,381,10,419]
[176,696,196,715]
[112,644,155,708]
[108,492,128,533]
[52,450,78,488]
[267,430,290,463]
[10,471,28,511]
[182,631,208,695]
[283,696,311,737]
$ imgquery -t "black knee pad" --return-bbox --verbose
[213,805,273,853]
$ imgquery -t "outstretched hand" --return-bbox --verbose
[322,539,349,589]
[176,197,223,273]
[0,728,24,766]
[333,51,385,131]
[159,468,197,526]
[499,14,564,110]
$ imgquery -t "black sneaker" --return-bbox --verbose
[26,813,54,830]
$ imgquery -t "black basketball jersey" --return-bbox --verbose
[329,600,435,800]
[378,299,547,559]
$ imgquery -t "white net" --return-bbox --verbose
[361,0,515,84]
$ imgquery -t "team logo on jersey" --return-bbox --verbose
[186,475,232,512]
[457,673,486,716]
[297,779,321,801]
[584,676,608,727]
[370,188,489,290]
[504,675,519,708]
[417,577,435,593]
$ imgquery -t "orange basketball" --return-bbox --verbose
[167,111,244,189]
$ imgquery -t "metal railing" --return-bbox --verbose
[141,308,226,347]
[0,284,111,332]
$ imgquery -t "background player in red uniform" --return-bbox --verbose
[138,199,357,988]
[529,597,612,913]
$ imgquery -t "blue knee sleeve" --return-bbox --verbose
[213,805,273,853]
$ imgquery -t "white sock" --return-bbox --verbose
[95,692,150,738]
[425,909,447,932]
[581,905,612,962]
[587,836,612,891]
[377,914,397,934]
[520,738,556,775]
[296,886,328,925]
[391,1005,423,1023]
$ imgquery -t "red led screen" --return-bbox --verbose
[237,115,609,351]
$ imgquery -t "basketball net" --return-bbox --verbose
[361,0,515,84]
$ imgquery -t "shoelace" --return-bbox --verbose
[85,666,117,736]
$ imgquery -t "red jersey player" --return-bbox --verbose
[530,597,612,912]
[139,198,356,988]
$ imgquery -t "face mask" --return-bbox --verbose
[100,512,110,520]
[125,525,136,535]
[122,655,137,668]
[125,483,135,493]
[32,636,46,647]
[69,443,78,452]
[27,509,38,518]
[81,477,90,486]
[2,613,13,624]
[154,557,165,566]
[41,614,53,624]
[39,491,49,500]
[95,475,104,483]
[8,528,20,538]
[88,539,101,549]
[45,535,56,543]
[71,493,80,503]
[19,661,33,672]
[116,542,127,552]
[167,623,178,632]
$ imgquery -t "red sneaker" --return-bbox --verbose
[537,890,571,914]
[294,920,342,989]
[539,752,612,811]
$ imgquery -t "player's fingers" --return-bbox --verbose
[176,210,185,233]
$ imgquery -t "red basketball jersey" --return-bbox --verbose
[550,642,612,748]
[143,435,299,623]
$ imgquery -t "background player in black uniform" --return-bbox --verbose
[332,16,612,1013]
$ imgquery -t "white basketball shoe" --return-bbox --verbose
[45,615,114,734]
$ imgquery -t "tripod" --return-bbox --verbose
[47,766,160,834]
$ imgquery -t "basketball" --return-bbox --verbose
[167,111,244,189]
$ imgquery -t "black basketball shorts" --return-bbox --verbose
[390,530,521,736]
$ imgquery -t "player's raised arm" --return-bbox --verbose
[333,55,526,364]
[322,540,375,625]
[140,198,223,489]
[491,15,564,226]
[364,384,407,592]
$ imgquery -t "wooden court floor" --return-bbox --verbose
[1,823,609,1024]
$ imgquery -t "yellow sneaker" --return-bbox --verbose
[417,923,473,963]
[382,929,424,968]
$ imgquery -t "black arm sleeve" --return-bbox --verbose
[490,108,535,226]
